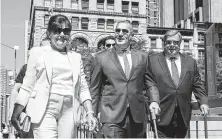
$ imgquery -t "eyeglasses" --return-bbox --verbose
[53,27,71,35]
[115,29,129,34]
[105,43,115,48]
[165,41,180,45]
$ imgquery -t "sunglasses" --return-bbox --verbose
[115,29,129,34]
[105,43,115,48]
[165,40,180,45]
[53,27,71,35]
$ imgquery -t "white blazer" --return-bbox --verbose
[15,45,91,124]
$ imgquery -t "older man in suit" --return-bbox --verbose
[147,30,209,138]
[90,20,160,138]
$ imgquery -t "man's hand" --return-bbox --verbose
[149,102,161,115]
[200,104,209,115]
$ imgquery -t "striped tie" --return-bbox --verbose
[170,57,179,86]
[123,50,130,79]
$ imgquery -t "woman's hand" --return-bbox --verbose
[11,104,24,133]
[85,114,98,131]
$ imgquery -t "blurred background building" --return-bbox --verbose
[0,66,15,135]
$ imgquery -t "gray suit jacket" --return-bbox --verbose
[90,48,159,124]
[147,52,208,127]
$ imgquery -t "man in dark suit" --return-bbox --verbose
[90,20,160,138]
[147,30,209,138]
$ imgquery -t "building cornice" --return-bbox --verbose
[147,27,194,36]
[34,6,147,18]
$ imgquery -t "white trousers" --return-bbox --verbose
[32,93,74,138]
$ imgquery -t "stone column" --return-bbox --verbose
[180,39,184,50]
[79,18,82,29]
[189,39,193,49]
[186,19,191,29]
[105,19,107,31]
[78,0,82,10]
[128,1,132,13]
[156,37,163,50]
[89,18,98,31]
[104,0,107,11]
[89,0,97,11]
[139,0,146,15]
[115,0,122,12]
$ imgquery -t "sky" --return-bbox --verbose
[1,0,30,73]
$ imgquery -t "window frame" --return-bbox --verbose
[71,17,79,29]
[44,15,50,28]
[81,18,89,30]
[107,19,114,30]
[97,18,105,30]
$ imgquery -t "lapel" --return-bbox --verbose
[158,53,176,87]
[43,46,53,85]
[67,49,79,87]
[178,54,187,87]
[128,49,139,80]
[109,48,127,80]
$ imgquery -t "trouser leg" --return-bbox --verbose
[32,94,64,138]
[58,96,74,138]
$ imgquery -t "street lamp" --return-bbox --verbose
[13,46,19,76]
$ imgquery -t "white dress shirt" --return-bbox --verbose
[51,49,73,96]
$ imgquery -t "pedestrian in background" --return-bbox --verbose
[103,35,115,50]
[9,64,34,138]
[11,14,97,138]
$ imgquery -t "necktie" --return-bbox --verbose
[170,57,179,86]
[122,51,130,79]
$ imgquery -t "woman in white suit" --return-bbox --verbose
[11,14,97,138]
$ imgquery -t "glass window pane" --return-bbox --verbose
[107,0,114,11]
[97,19,105,30]
[81,18,89,29]
[72,17,79,29]
[71,0,78,9]
[151,38,156,48]
[132,2,139,14]
[122,1,129,13]
[44,0,52,7]
[184,40,189,49]
[82,0,89,10]
[55,0,63,8]
[44,15,50,27]
[107,19,114,30]
[132,21,139,33]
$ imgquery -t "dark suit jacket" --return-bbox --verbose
[146,52,208,127]
[90,48,159,124]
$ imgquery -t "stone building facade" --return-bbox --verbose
[29,0,149,51]
[28,0,197,58]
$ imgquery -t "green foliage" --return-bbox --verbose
[216,57,222,94]
[197,57,222,95]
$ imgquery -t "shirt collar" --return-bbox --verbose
[115,46,131,54]
[164,52,180,60]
